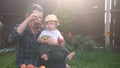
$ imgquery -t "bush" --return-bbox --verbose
[65,34,98,52]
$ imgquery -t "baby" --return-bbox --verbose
[38,14,75,61]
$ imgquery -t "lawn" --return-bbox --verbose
[68,49,120,68]
[0,52,17,68]
[0,49,120,68]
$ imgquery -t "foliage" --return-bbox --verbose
[0,48,15,54]
[65,34,98,52]
[55,3,98,52]
[56,2,76,34]
[57,13,73,33]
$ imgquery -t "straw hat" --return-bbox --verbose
[44,14,59,25]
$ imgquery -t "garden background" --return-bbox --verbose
[0,0,120,68]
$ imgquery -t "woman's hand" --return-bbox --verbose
[17,12,41,34]
[26,12,41,23]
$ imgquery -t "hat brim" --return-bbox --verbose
[44,20,60,25]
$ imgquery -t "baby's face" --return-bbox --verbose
[45,21,57,31]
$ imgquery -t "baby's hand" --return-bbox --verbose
[58,37,64,44]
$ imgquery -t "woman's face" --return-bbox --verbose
[45,21,57,31]
[30,10,43,29]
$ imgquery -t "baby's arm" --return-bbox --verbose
[38,36,64,46]
[47,37,60,46]
[58,36,65,45]
[57,31,65,45]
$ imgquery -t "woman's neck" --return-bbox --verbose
[30,26,41,34]
[28,25,35,33]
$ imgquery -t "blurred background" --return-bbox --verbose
[0,0,120,50]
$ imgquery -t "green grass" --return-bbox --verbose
[0,49,120,68]
[0,52,17,68]
[68,49,120,68]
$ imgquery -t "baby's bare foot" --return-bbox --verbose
[66,64,70,68]
[67,52,75,60]
[41,54,48,61]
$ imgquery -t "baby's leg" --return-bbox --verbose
[67,52,75,60]
[39,44,49,61]
[58,46,75,60]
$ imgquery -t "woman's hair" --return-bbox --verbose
[26,3,43,17]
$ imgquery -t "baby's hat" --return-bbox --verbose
[44,14,59,25]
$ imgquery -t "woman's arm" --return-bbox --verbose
[8,24,22,43]
[17,13,39,34]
